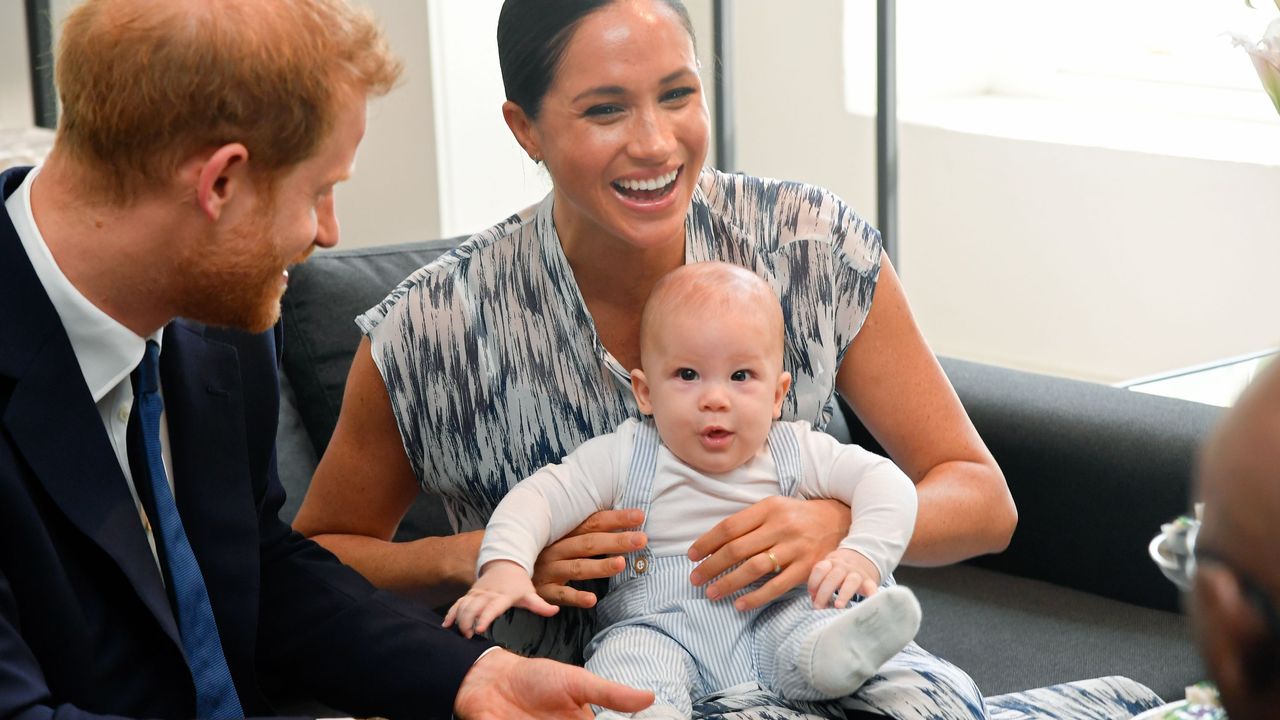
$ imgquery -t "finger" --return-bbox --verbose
[537,583,600,609]
[689,533,775,587]
[807,560,832,600]
[455,599,482,639]
[567,508,645,537]
[858,576,879,598]
[688,502,770,563]
[518,592,563,618]
[705,550,778,600]
[814,569,846,610]
[539,554,627,583]
[733,565,808,612]
[542,531,646,564]
[567,666,655,714]
[834,575,860,609]
[442,601,460,628]
[474,601,503,636]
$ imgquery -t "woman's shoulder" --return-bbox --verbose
[414,203,544,287]
[357,200,548,331]
[695,168,877,250]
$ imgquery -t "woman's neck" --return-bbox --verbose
[554,209,684,308]
[553,201,685,371]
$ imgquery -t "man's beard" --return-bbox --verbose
[177,207,301,333]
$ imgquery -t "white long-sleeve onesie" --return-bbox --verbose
[478,419,917,584]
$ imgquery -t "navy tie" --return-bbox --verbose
[135,340,243,719]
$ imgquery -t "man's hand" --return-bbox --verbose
[453,649,655,719]
[687,497,849,611]
[808,548,880,609]
[443,561,557,638]
[532,509,647,609]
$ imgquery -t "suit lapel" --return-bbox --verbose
[0,168,183,652]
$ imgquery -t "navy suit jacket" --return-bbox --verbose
[0,167,490,719]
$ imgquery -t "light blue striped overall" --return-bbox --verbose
[584,421,988,719]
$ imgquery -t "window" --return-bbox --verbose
[843,0,1279,125]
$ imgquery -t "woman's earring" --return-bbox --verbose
[531,153,542,164]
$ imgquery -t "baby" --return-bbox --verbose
[445,262,922,718]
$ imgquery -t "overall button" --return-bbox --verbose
[633,556,649,574]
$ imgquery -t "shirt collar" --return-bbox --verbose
[6,165,161,402]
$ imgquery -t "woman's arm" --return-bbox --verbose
[836,257,1016,566]
[293,338,481,607]
[295,338,643,608]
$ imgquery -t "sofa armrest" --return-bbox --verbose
[840,358,1220,612]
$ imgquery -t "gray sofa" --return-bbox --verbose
[275,239,1216,708]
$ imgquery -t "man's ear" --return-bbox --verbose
[773,371,793,418]
[631,368,654,416]
[1193,563,1269,710]
[192,143,250,222]
[502,101,542,163]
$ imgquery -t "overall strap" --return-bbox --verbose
[767,421,805,498]
[610,418,661,589]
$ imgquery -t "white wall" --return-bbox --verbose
[425,0,549,238]
[0,0,443,249]
[731,0,1280,383]
[341,0,442,247]
[0,4,35,128]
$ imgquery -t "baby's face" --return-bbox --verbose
[631,309,791,475]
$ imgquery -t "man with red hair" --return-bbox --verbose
[0,1,652,717]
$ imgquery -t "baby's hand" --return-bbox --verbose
[806,548,881,609]
[443,560,559,638]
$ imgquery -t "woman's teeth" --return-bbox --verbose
[614,168,679,193]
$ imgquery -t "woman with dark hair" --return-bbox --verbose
[298,1,1013,717]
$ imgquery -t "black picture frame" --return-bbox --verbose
[25,0,57,129]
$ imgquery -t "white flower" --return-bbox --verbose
[1232,16,1280,116]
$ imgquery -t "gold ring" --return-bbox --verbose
[767,551,781,574]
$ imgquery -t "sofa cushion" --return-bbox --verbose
[280,239,462,453]
[279,239,462,540]
[898,564,1201,700]
[841,359,1220,613]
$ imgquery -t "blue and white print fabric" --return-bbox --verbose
[358,168,882,662]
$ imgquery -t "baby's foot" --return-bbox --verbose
[801,585,922,697]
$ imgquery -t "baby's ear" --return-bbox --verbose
[773,371,793,418]
[631,369,654,415]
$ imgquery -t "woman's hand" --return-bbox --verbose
[532,509,648,608]
[686,496,849,611]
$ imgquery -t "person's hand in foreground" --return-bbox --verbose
[688,496,850,611]
[453,648,655,719]
[808,548,881,609]
[444,560,558,638]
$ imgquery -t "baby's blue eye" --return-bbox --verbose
[678,368,698,381]
[730,370,750,382]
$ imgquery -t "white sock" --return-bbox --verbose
[799,585,922,697]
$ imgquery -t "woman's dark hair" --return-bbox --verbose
[497,0,696,120]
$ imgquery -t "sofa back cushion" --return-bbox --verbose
[843,358,1219,612]
[281,239,462,453]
